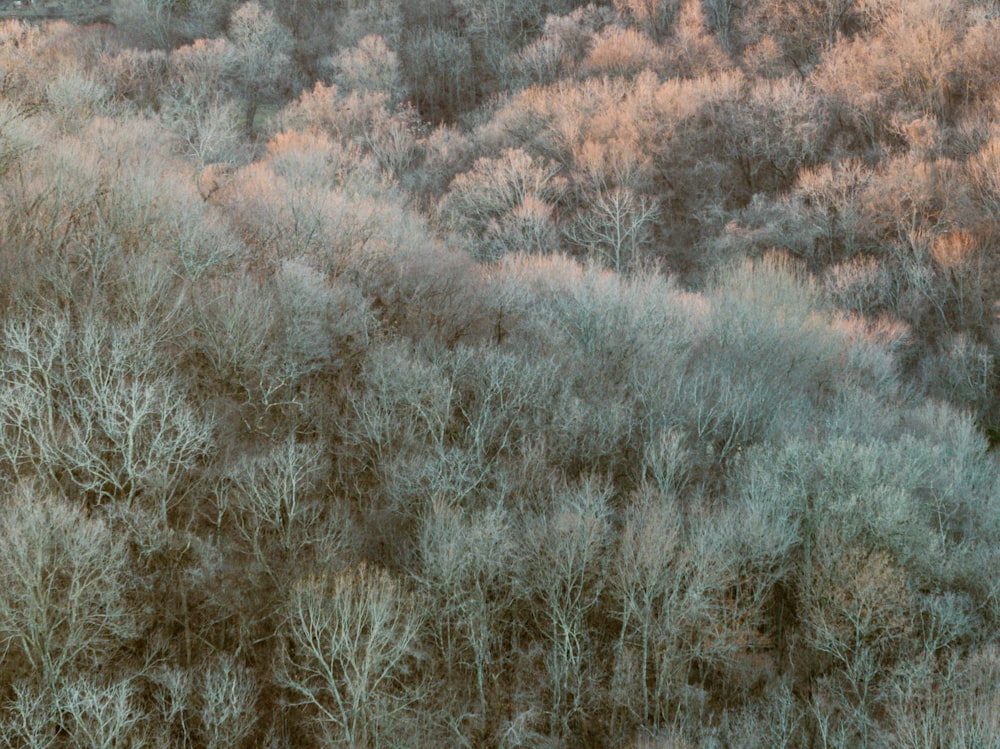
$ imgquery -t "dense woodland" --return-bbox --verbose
[2,0,1000,746]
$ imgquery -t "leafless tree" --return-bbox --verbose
[277,565,424,748]
[565,187,660,272]
[0,487,135,691]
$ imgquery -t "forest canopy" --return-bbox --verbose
[2,0,1000,746]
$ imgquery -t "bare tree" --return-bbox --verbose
[418,497,519,719]
[328,35,404,103]
[613,0,680,40]
[227,2,293,132]
[220,437,328,571]
[0,314,215,520]
[0,682,59,749]
[277,565,424,748]
[343,342,455,478]
[111,0,178,48]
[0,487,135,692]
[196,654,259,749]
[440,148,567,241]
[520,478,611,739]
[801,533,916,745]
[400,27,475,122]
[611,488,690,729]
[58,677,147,749]
[112,0,234,47]
[565,187,660,272]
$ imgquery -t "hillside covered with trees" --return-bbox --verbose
[2,0,1000,746]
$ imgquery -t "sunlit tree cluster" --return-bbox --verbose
[2,0,1000,745]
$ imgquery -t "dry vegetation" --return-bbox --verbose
[2,0,1000,746]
